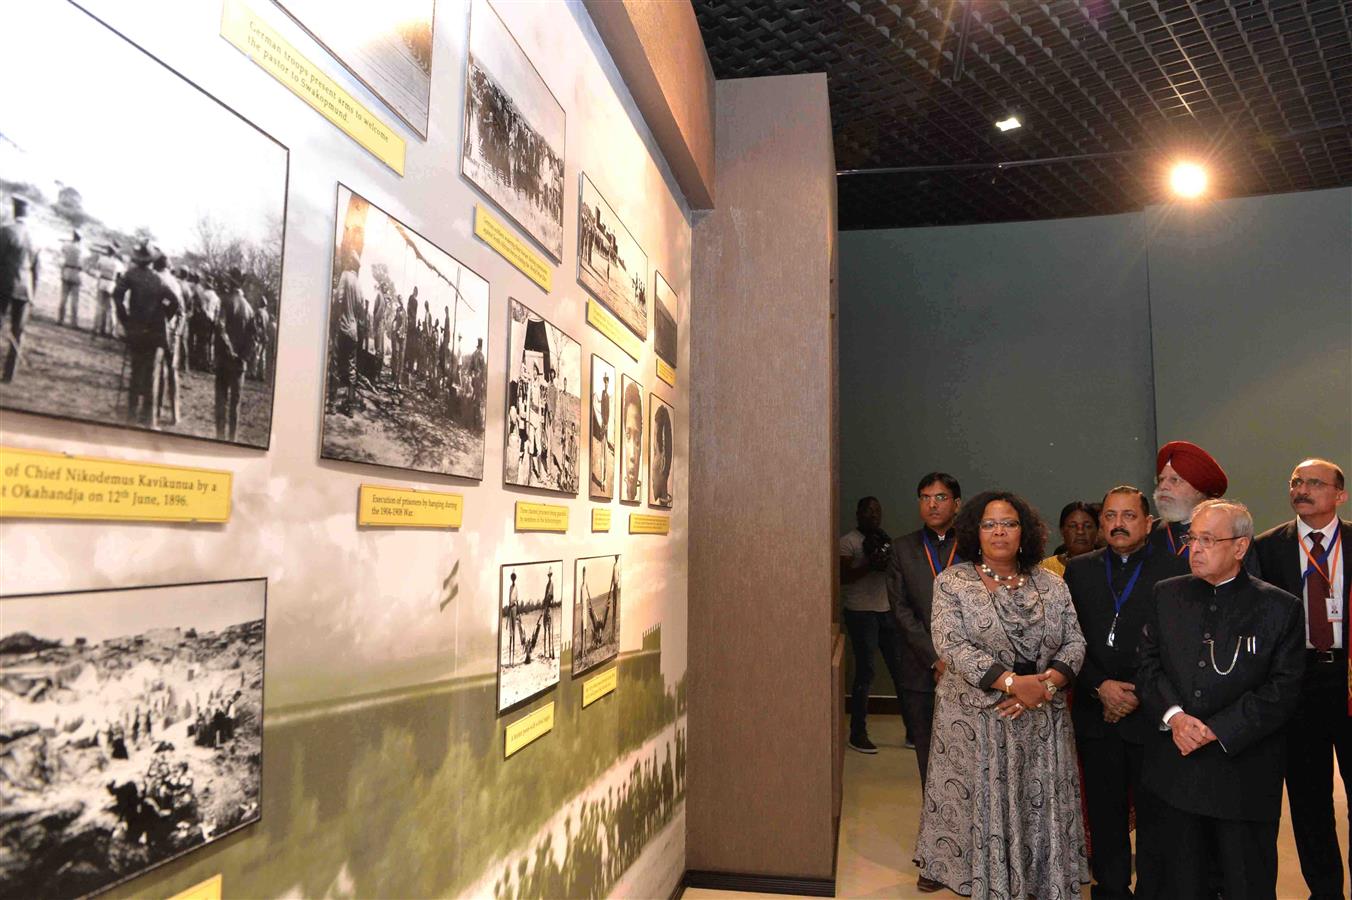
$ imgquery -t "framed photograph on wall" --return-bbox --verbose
[618,373,645,505]
[503,298,581,493]
[648,393,674,509]
[654,270,678,374]
[0,578,267,898]
[461,0,565,260]
[572,554,620,677]
[320,183,490,479]
[0,1,289,449]
[272,0,437,138]
[577,173,648,340]
[498,560,564,713]
[588,354,617,501]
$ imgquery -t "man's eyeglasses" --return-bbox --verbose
[920,493,951,503]
[1181,533,1241,550]
[979,519,1021,532]
[1290,477,1336,491]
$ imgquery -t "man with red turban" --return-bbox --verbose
[1150,440,1228,575]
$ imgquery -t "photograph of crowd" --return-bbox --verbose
[653,271,678,373]
[274,0,437,138]
[321,184,490,479]
[0,579,266,899]
[462,0,565,260]
[0,2,287,448]
[648,394,674,509]
[504,298,581,494]
[572,555,620,677]
[498,561,564,712]
[577,174,648,340]
[589,354,617,501]
[619,374,645,504]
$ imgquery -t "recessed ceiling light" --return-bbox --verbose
[994,116,1022,132]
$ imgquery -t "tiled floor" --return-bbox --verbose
[686,715,1348,899]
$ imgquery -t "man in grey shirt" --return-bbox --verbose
[841,496,909,753]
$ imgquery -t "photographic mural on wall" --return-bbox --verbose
[320,184,490,479]
[0,579,267,899]
[653,271,678,373]
[498,560,564,712]
[0,1,288,448]
[577,173,648,340]
[588,353,617,501]
[619,373,645,504]
[503,298,581,494]
[462,0,565,260]
[648,393,674,509]
[572,555,620,677]
[272,0,437,138]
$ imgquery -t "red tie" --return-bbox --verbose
[1308,531,1334,652]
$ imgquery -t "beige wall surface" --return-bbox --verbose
[0,2,691,898]
[689,73,838,880]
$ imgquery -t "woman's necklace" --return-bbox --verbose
[979,562,1026,589]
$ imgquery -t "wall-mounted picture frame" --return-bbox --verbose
[577,173,648,340]
[504,298,581,494]
[618,373,645,505]
[648,393,674,509]
[498,560,564,712]
[572,554,620,677]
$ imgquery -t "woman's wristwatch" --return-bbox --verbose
[1044,682,1059,699]
[1003,673,1016,695]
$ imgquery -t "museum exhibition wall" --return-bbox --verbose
[0,1,695,897]
[836,186,1351,701]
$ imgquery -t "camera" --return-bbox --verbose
[861,528,893,572]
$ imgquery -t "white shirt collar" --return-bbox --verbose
[1214,574,1238,587]
[1297,517,1339,544]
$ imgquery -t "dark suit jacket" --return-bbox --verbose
[1252,518,1352,651]
[1146,520,1194,579]
[1136,571,1305,822]
[885,529,954,692]
[1064,544,1181,743]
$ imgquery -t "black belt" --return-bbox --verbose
[1306,648,1345,664]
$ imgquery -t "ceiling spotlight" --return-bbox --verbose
[994,116,1022,132]
[1169,161,1208,199]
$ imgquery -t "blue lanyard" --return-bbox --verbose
[1105,545,1150,648]
[922,531,959,576]
[1300,527,1341,587]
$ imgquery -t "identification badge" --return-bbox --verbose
[1327,595,1344,623]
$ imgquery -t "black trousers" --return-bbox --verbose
[1286,650,1352,900]
[1078,730,1164,900]
[1162,804,1278,900]
[900,688,934,785]
[842,609,907,740]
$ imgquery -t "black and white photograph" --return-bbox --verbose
[0,2,288,448]
[648,393,674,509]
[654,271,678,372]
[0,579,266,899]
[571,555,620,677]
[577,173,648,340]
[498,561,564,713]
[321,184,490,479]
[504,298,581,493]
[273,0,437,138]
[462,0,565,260]
[589,354,617,501]
[619,373,645,505]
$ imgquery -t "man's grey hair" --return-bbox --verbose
[1192,498,1254,539]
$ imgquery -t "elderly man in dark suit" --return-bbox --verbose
[1137,498,1305,900]
[1253,458,1350,900]
[1065,485,1179,900]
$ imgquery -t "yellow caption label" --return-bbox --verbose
[515,501,569,533]
[358,484,463,528]
[504,701,555,757]
[582,666,618,707]
[220,0,406,175]
[170,875,223,900]
[656,358,676,387]
[586,299,642,361]
[0,446,231,523]
[629,512,670,535]
[474,205,552,292]
[591,508,612,532]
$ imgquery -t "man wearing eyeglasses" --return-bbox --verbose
[1136,499,1304,900]
[1150,441,1229,577]
[1253,459,1350,900]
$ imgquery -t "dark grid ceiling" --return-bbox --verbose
[693,0,1352,228]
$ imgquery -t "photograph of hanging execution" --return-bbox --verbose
[572,554,620,677]
[0,0,288,449]
[321,184,490,479]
